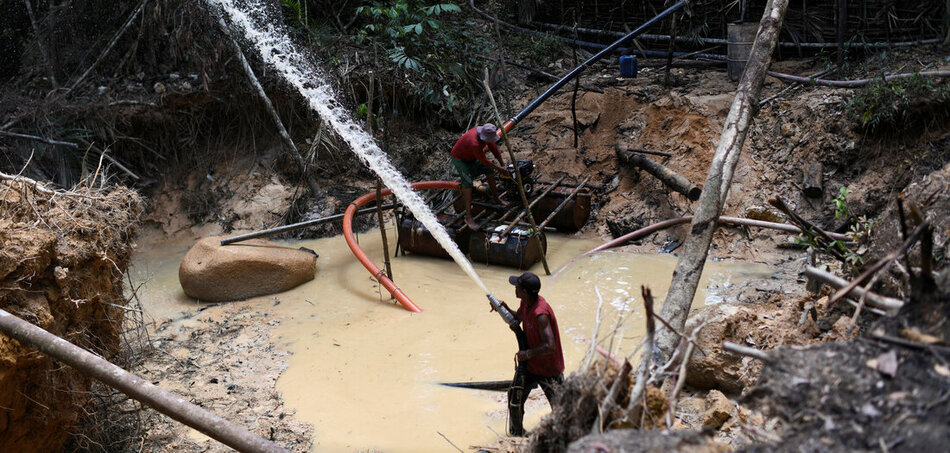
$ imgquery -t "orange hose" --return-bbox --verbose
[342,180,461,313]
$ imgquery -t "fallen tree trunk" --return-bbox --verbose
[617,149,701,200]
[653,0,791,367]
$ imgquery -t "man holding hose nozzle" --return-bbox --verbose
[490,272,564,436]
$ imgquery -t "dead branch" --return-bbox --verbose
[626,148,672,158]
[829,221,930,307]
[22,0,58,88]
[723,341,772,363]
[804,266,904,313]
[625,286,657,418]
[65,0,149,96]
[616,149,701,200]
[594,359,632,433]
[769,195,848,262]
[583,287,607,370]
[0,130,78,148]
[215,15,321,197]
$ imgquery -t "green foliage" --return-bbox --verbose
[847,74,950,135]
[834,187,852,220]
[503,33,564,66]
[352,1,485,116]
[795,187,874,273]
[280,0,306,28]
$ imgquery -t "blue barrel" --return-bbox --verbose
[619,55,638,78]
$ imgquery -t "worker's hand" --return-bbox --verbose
[516,350,530,362]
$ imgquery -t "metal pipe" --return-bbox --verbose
[221,203,399,245]
[501,0,690,131]
[0,309,289,453]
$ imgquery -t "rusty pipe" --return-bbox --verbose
[0,309,289,453]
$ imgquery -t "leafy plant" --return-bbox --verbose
[280,0,306,28]
[834,187,853,220]
[847,74,950,135]
[352,1,484,117]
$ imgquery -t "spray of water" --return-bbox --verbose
[212,0,490,294]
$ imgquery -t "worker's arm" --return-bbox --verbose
[517,314,556,362]
[475,142,506,173]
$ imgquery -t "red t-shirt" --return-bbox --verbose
[450,127,503,168]
[517,295,565,377]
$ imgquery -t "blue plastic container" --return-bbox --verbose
[619,55,638,78]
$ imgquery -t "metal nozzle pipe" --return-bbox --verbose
[487,293,518,327]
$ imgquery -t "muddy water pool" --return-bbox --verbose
[130,229,771,452]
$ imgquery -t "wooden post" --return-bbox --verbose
[617,149,701,200]
[803,162,823,198]
[376,179,393,280]
[653,0,790,366]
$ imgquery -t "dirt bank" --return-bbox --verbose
[0,177,142,451]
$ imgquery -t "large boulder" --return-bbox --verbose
[179,237,316,301]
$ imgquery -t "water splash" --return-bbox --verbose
[212,0,489,294]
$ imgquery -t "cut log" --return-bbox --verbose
[803,162,823,198]
[617,149,701,201]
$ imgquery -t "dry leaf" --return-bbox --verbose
[935,364,950,377]
[900,328,943,345]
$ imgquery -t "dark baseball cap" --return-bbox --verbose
[509,272,541,294]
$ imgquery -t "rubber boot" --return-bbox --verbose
[508,367,527,436]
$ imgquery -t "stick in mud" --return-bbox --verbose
[723,341,772,363]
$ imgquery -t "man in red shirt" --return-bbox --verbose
[493,271,565,436]
[451,123,508,230]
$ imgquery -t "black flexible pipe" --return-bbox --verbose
[497,0,691,130]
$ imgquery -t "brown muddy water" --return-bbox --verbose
[129,229,771,452]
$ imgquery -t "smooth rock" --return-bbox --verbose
[179,236,316,301]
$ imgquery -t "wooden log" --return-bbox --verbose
[617,149,701,201]
[803,162,823,198]
[653,0,790,368]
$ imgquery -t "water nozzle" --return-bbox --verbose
[487,293,518,327]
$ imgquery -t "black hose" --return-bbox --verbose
[507,0,691,127]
